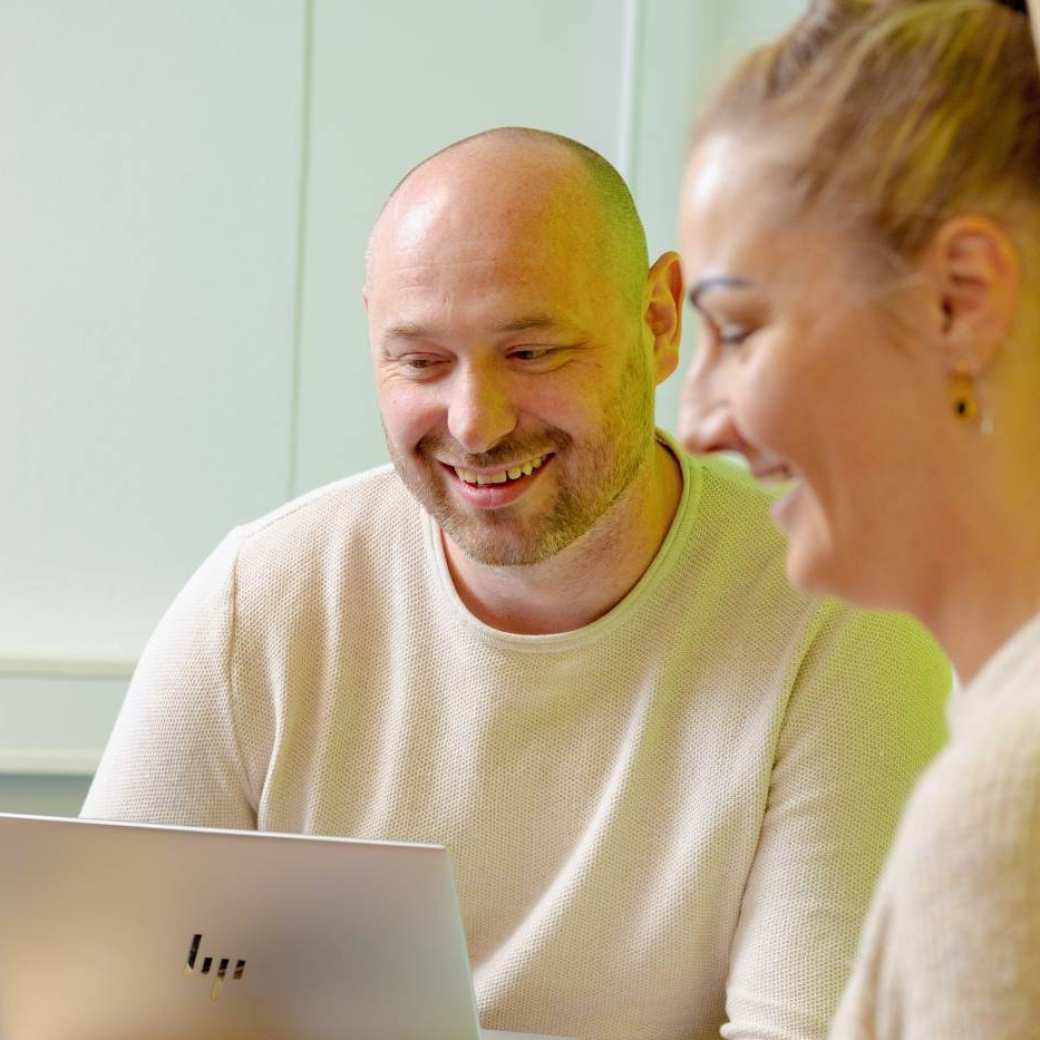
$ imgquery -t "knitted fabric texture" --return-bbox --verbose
[831,612,1040,1039]
[83,445,951,1040]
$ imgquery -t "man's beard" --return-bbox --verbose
[384,354,655,567]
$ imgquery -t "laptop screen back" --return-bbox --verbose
[0,814,483,1040]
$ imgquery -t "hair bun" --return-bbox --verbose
[993,0,1027,13]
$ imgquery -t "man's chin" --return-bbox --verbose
[442,524,550,568]
[395,459,585,566]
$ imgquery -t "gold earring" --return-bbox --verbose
[950,366,979,423]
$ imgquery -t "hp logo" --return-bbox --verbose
[183,933,247,1001]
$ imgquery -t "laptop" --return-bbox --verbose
[0,813,567,1040]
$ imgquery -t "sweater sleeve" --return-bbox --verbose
[831,706,1040,1039]
[721,604,951,1040]
[80,530,260,829]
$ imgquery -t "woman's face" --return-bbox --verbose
[678,135,951,606]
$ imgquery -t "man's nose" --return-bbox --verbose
[446,366,518,455]
[676,352,749,457]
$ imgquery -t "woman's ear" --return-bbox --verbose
[922,216,1019,376]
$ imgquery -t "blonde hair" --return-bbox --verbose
[694,0,1040,264]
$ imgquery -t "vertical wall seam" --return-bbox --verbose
[287,0,316,502]
[617,0,644,189]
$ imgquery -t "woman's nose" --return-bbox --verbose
[676,355,748,457]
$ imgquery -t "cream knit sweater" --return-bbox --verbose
[831,612,1040,1039]
[83,446,950,1039]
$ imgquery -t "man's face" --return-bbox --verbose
[365,154,656,567]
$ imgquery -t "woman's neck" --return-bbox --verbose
[919,453,1040,684]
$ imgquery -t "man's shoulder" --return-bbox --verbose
[243,463,412,530]
[681,450,788,553]
[672,448,799,605]
[676,449,950,713]
[229,463,423,575]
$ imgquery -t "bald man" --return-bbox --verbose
[84,128,950,1040]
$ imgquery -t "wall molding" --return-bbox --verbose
[0,666,129,778]
[0,658,135,681]
[0,749,102,776]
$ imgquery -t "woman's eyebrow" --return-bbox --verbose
[687,276,757,310]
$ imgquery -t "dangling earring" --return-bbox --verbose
[949,364,994,434]
[950,365,978,422]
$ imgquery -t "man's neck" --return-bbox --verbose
[442,439,684,635]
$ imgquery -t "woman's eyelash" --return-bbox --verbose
[694,309,753,346]
[718,325,750,344]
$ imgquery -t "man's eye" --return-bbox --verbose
[509,348,555,362]
[399,356,440,371]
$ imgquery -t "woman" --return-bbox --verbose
[676,0,1040,1036]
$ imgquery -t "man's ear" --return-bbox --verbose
[644,251,684,385]
[923,216,1018,376]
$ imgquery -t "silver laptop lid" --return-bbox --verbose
[0,813,484,1040]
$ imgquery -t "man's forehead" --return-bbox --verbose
[372,147,598,262]
[380,189,452,261]
[369,196,594,306]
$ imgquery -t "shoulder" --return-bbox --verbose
[237,463,416,544]
[887,695,1040,937]
[679,449,949,695]
[233,463,420,563]
[872,702,1040,1025]
[670,449,806,630]
[682,449,789,564]
[912,695,1040,859]
[141,464,424,648]
[212,464,426,609]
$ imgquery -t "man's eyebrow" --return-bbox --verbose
[382,314,572,342]
[687,276,757,310]
[383,321,432,341]
[493,314,570,334]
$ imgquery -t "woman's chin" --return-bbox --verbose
[779,499,848,599]
[784,528,904,613]
[784,542,835,597]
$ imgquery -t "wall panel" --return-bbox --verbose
[1,0,307,661]
[3,1,808,783]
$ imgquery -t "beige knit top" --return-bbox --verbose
[83,446,950,1039]
[831,611,1040,1039]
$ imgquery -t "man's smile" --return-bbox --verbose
[451,452,551,486]
[438,453,555,509]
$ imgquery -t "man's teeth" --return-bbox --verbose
[456,454,547,486]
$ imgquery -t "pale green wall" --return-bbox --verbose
[645,0,807,431]
[2,0,810,813]
[0,776,92,817]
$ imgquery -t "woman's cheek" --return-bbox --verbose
[737,355,799,454]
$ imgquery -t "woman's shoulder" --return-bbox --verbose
[916,689,1040,837]
[892,693,1040,910]
[866,696,1040,1031]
